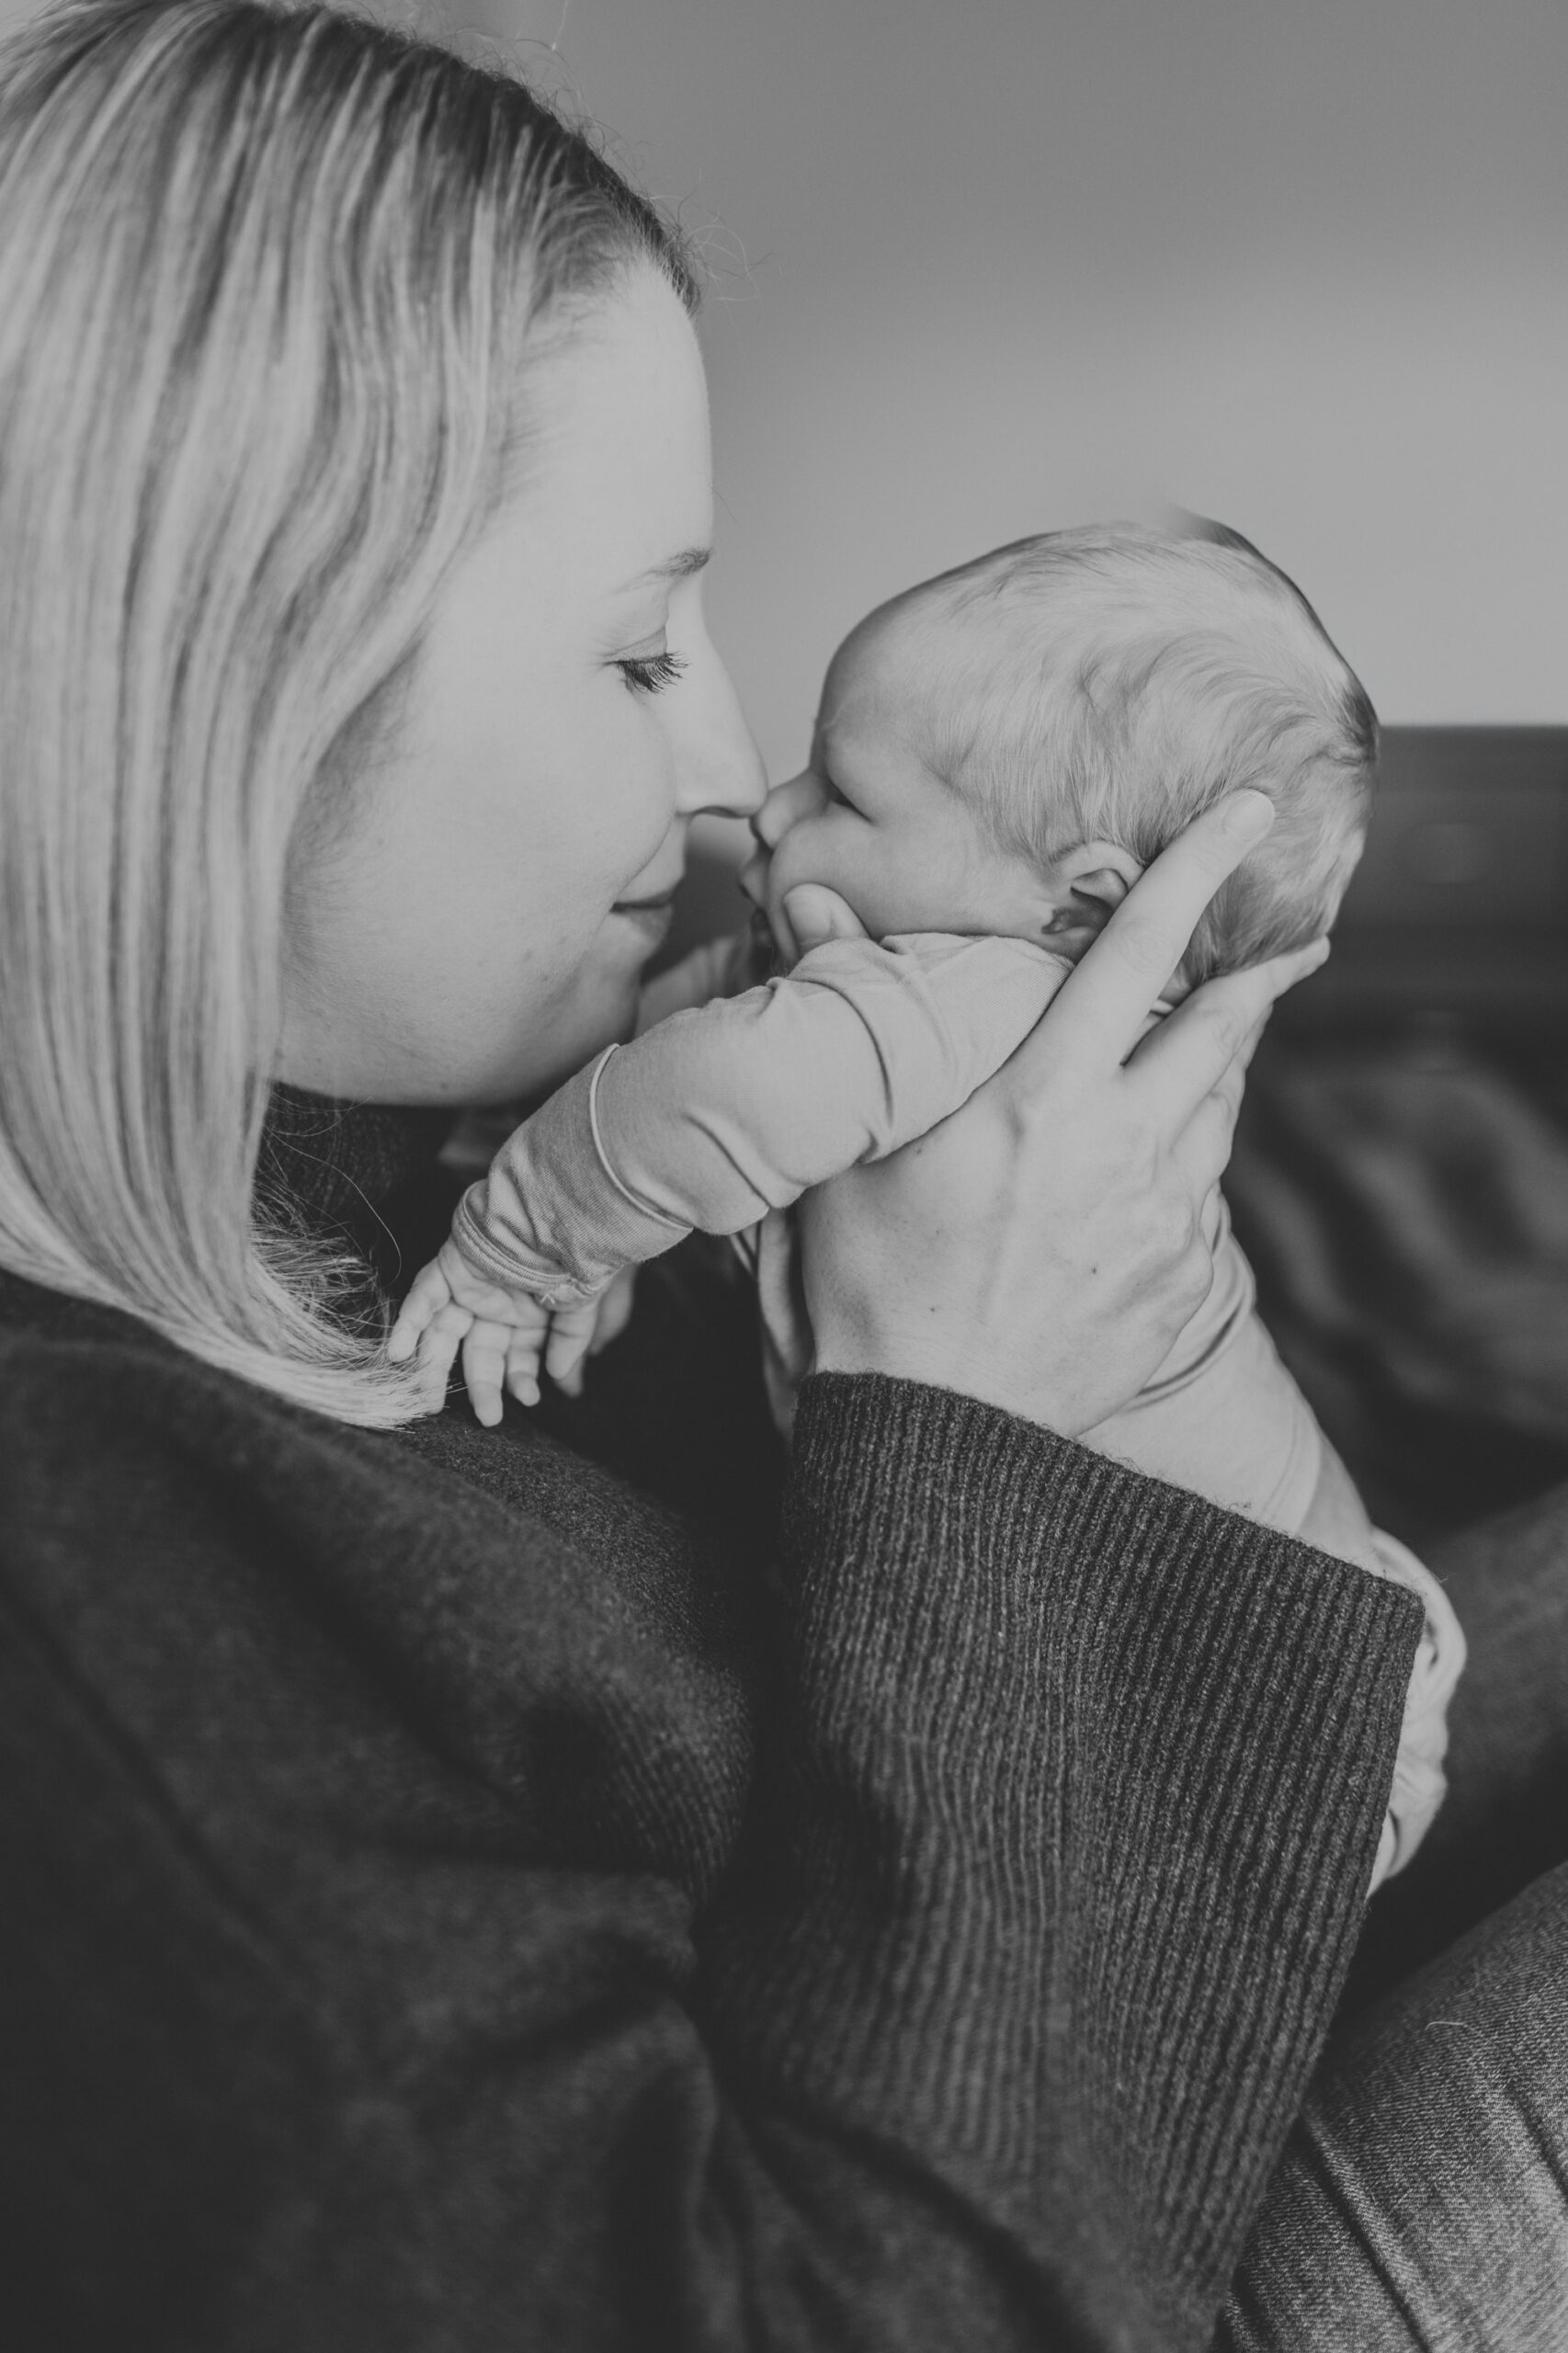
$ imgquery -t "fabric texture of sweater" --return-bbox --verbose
[443,930,1461,1893]
[0,1091,1423,2351]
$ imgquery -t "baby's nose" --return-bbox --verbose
[751,769,827,849]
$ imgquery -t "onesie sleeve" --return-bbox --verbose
[449,933,1069,1302]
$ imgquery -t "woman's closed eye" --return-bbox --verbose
[616,649,688,696]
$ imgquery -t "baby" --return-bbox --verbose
[390,518,1463,1889]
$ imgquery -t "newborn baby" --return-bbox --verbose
[391,517,1463,1888]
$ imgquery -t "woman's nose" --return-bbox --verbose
[674,655,767,821]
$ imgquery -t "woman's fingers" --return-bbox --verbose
[1031,792,1278,1074]
[1172,1089,1247,1200]
[1197,1002,1274,1140]
[1132,937,1329,1126]
[1232,1000,1277,1076]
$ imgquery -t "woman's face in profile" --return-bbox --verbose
[280,267,766,1108]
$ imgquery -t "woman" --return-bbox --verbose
[0,5,1562,2347]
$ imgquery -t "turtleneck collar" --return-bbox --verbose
[257,1086,458,1266]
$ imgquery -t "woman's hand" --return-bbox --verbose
[796,791,1328,1437]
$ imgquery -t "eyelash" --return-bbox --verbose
[617,651,688,697]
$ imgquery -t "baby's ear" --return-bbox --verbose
[1040,841,1143,949]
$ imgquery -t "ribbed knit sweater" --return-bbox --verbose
[0,1093,1424,2351]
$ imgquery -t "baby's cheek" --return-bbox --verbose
[768,813,856,904]
[772,820,922,944]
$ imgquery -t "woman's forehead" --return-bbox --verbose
[523,273,713,593]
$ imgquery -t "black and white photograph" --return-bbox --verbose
[3,0,1567,2345]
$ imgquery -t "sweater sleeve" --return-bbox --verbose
[695,1373,1426,2350]
[3,1330,1426,2353]
[448,933,1068,1299]
[226,1375,1422,2353]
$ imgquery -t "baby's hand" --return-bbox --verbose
[387,1240,554,1424]
[387,1245,633,1427]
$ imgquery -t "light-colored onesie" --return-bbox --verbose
[446,927,1463,1891]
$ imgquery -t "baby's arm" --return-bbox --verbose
[446,931,1067,1293]
[398,926,770,1418]
[392,930,1066,1416]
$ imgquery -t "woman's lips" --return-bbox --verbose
[609,887,677,943]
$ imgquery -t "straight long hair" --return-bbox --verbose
[0,0,695,1424]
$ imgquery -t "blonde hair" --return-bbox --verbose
[892,520,1377,981]
[0,0,695,1426]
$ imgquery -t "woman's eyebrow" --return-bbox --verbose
[619,545,712,591]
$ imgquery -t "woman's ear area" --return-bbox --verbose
[1037,839,1145,946]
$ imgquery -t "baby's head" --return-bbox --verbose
[755,520,1376,983]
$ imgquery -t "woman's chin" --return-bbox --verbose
[495,977,642,1107]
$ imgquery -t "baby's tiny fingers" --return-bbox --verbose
[387,1259,455,1359]
[505,1333,543,1411]
[461,1318,512,1430]
[386,1313,417,1363]
[541,1308,596,1392]
[588,1267,638,1357]
[404,1298,472,1395]
[544,1304,598,1390]
[546,1303,596,1401]
[413,1328,463,1400]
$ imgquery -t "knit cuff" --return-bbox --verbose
[717,1370,1425,2338]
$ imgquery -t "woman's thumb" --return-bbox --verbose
[782,882,868,950]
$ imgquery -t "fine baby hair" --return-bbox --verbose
[892,517,1377,981]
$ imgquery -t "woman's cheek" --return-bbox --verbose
[613,720,684,872]
[545,690,666,853]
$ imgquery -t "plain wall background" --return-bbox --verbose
[439,0,1568,818]
[3,0,1561,795]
